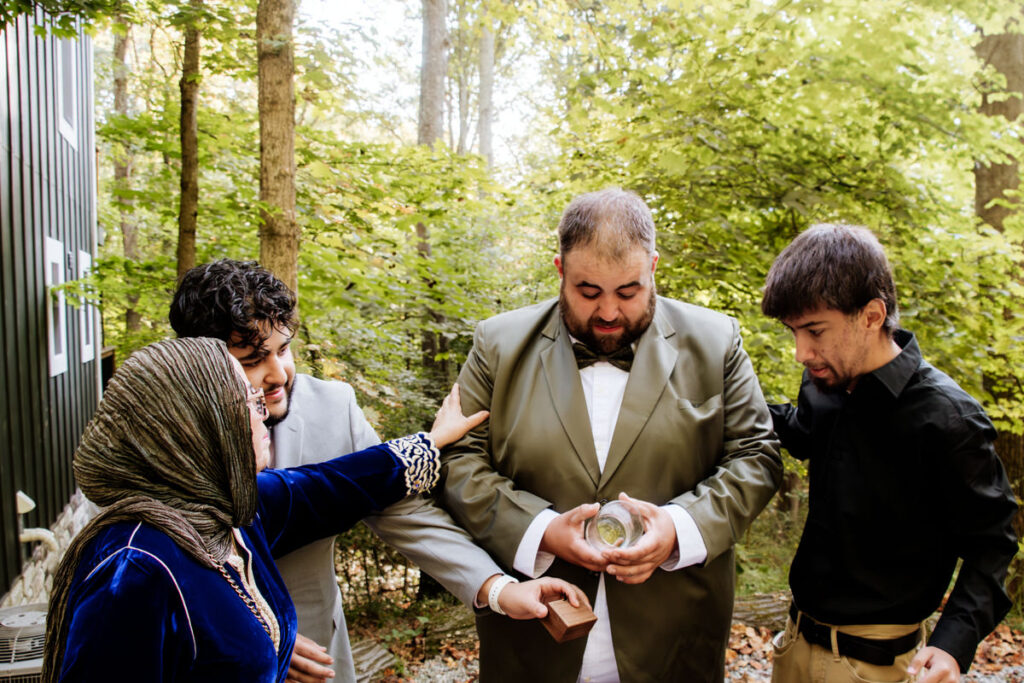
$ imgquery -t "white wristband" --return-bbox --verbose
[487,575,519,615]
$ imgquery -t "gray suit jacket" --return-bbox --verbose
[271,373,502,683]
[441,298,782,683]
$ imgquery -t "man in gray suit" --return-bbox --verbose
[170,260,586,683]
[442,188,783,682]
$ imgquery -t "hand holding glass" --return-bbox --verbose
[584,500,644,551]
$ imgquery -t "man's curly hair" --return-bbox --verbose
[169,259,298,349]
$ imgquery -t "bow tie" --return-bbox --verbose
[572,341,634,372]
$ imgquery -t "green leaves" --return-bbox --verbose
[0,0,124,36]
[87,0,1024,434]
[540,0,1024,421]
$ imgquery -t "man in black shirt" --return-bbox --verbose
[762,223,1018,683]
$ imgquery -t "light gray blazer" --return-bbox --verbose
[271,373,501,683]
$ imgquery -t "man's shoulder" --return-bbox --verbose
[911,358,987,419]
[655,296,736,336]
[464,300,560,367]
[477,298,558,331]
[290,372,357,406]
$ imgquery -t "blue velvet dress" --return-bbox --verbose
[57,434,438,682]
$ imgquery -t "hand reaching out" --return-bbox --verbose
[427,384,489,448]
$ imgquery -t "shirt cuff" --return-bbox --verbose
[513,508,560,578]
[471,573,505,610]
[660,504,707,570]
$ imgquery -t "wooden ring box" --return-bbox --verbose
[540,598,598,643]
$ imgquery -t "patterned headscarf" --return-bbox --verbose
[43,337,257,681]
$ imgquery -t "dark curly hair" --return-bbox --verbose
[169,259,298,349]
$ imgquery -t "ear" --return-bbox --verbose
[554,254,564,279]
[650,251,659,274]
[862,298,887,331]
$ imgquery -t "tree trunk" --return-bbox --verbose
[418,0,447,148]
[257,0,298,294]
[478,18,494,167]
[455,54,470,154]
[416,0,449,602]
[731,591,792,632]
[416,0,450,397]
[112,18,141,333]
[973,27,1024,602]
[177,0,201,280]
[974,32,1024,230]
[452,1,471,155]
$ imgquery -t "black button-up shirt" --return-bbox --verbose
[770,330,1018,672]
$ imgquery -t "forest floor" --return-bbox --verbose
[349,600,1024,683]
[341,509,1024,681]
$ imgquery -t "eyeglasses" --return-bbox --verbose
[246,385,269,420]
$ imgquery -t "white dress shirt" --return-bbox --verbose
[513,352,708,683]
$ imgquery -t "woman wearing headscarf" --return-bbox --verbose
[43,337,585,682]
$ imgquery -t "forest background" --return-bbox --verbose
[9,0,1024,640]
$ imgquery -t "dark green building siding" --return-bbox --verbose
[0,12,99,594]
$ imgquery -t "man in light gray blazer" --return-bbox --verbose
[274,373,504,680]
[171,259,586,683]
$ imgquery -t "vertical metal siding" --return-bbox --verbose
[9,18,32,547]
[0,12,98,594]
[25,15,47,531]
[38,17,58,525]
[0,23,15,592]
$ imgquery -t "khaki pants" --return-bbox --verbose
[771,615,922,683]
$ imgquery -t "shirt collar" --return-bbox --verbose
[866,329,920,397]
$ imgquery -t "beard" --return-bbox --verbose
[811,376,847,393]
[559,284,656,355]
[262,376,294,428]
[808,365,854,393]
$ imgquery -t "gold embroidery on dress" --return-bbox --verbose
[386,433,441,494]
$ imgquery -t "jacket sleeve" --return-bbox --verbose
[668,319,783,563]
[60,550,194,681]
[363,494,503,606]
[258,434,440,558]
[440,321,559,569]
[929,410,1019,672]
[296,380,502,607]
[768,403,803,457]
[768,373,816,461]
[331,380,501,606]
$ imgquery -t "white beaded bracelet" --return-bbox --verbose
[487,574,520,615]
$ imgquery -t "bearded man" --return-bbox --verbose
[170,259,590,683]
[440,187,783,682]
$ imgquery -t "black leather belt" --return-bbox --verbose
[788,603,920,667]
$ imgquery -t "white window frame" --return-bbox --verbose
[78,250,95,363]
[57,37,78,149]
[46,237,68,377]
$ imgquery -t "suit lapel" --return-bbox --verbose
[599,306,678,488]
[540,313,601,487]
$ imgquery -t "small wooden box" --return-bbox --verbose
[540,599,598,643]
